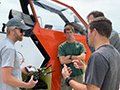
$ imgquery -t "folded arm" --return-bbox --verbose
[71,53,86,61]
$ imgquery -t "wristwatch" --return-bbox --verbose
[69,55,72,59]
[65,77,72,86]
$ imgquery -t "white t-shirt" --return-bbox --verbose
[0,38,22,90]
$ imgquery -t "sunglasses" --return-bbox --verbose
[15,28,26,33]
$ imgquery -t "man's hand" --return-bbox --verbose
[72,57,86,71]
[26,75,38,88]
[21,65,33,74]
[72,60,83,69]
[62,64,72,80]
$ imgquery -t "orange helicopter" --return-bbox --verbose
[0,0,92,90]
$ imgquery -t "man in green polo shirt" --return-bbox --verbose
[58,25,86,90]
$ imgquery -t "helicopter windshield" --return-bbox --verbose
[32,0,87,35]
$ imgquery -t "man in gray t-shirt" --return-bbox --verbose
[85,45,120,90]
[61,17,120,90]
[86,11,120,53]
[0,18,38,90]
[0,38,22,90]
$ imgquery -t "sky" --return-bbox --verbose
[0,0,120,33]
[59,0,120,33]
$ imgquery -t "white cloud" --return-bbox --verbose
[0,0,119,33]
[59,0,120,33]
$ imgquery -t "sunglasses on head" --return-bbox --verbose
[15,28,26,33]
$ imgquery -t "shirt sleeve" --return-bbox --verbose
[80,43,86,54]
[109,30,119,46]
[85,53,109,88]
[1,49,15,68]
[57,45,65,58]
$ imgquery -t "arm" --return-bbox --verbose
[71,53,86,61]
[59,53,86,65]
[69,80,100,90]
[1,67,38,88]
[59,55,72,64]
[62,64,100,90]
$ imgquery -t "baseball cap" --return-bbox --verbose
[7,18,31,30]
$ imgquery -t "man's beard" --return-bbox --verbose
[14,32,23,41]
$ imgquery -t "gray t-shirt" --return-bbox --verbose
[85,45,120,90]
[109,30,120,53]
[87,30,120,53]
[0,38,22,90]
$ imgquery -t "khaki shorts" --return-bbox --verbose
[60,74,84,90]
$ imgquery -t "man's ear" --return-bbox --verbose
[93,28,98,36]
[9,27,12,32]
[10,27,15,34]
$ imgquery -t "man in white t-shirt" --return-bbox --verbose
[0,18,38,90]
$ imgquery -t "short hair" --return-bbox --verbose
[89,17,112,38]
[6,26,16,36]
[87,11,105,19]
[64,25,75,33]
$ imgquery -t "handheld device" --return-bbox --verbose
[25,66,37,73]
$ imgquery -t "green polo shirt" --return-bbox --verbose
[58,41,86,76]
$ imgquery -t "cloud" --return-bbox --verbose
[59,0,120,33]
[0,0,119,33]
